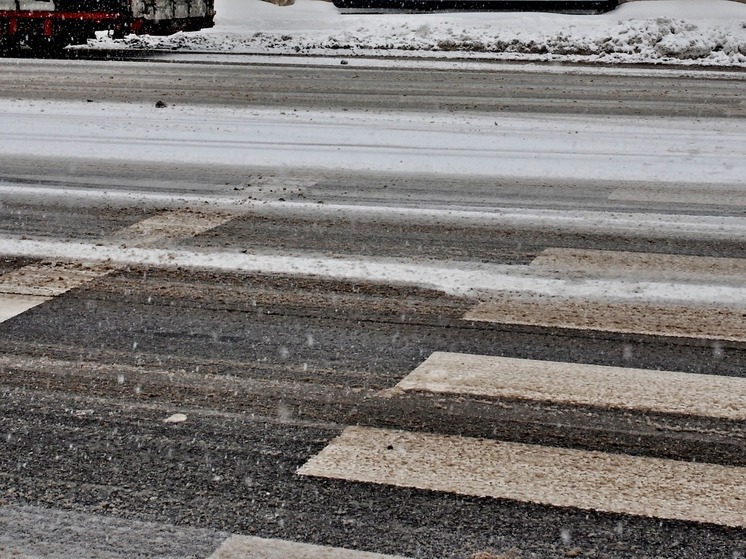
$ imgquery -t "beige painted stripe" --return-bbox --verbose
[393,352,746,420]
[0,210,235,322]
[208,534,410,559]
[531,248,746,280]
[0,263,110,322]
[464,299,746,342]
[298,426,746,528]
[0,262,112,297]
[610,188,746,207]
[0,294,51,323]
[111,209,234,246]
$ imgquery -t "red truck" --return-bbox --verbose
[0,0,214,52]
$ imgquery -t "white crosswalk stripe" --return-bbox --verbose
[465,299,746,342]
[208,535,410,559]
[111,209,234,247]
[390,352,746,420]
[466,247,746,341]
[0,209,233,324]
[0,261,113,297]
[298,426,746,528]
[0,293,50,323]
[464,248,746,342]
[609,186,746,207]
[0,262,112,323]
[530,248,746,280]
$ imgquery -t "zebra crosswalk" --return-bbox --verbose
[297,243,746,531]
[0,209,232,324]
[1,207,744,555]
[299,351,746,528]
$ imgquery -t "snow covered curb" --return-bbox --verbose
[103,17,745,66]
[85,0,746,66]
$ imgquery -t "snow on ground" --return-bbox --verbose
[2,98,744,184]
[90,0,746,66]
[5,236,746,304]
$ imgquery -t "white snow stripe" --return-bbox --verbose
[2,238,746,307]
[392,352,746,420]
[142,54,746,80]
[3,184,746,240]
[465,299,746,342]
[208,535,410,559]
[609,187,746,207]
[298,426,746,528]
[0,294,51,323]
[530,248,746,280]
[0,184,254,209]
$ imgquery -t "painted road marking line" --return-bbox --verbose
[392,352,746,420]
[298,426,746,528]
[0,503,229,559]
[0,262,111,323]
[0,210,236,323]
[610,187,746,207]
[0,261,112,297]
[111,208,235,246]
[208,535,410,559]
[0,503,407,559]
[464,299,746,342]
[531,248,746,280]
[0,294,51,323]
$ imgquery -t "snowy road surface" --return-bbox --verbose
[0,51,745,559]
[1,98,744,184]
[1,194,745,557]
[0,59,743,187]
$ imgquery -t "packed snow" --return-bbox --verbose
[2,99,744,184]
[4,237,746,304]
[89,0,746,66]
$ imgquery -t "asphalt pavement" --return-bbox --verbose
[0,58,744,559]
[0,57,744,117]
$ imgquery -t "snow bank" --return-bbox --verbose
[91,0,746,66]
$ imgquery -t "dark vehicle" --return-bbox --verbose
[0,0,214,52]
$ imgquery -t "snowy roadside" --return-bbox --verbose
[86,0,746,67]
